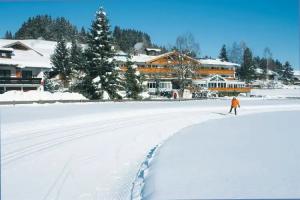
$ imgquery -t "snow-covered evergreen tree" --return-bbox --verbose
[69,39,84,71]
[280,61,294,84]
[68,39,87,91]
[219,44,228,61]
[85,7,122,99]
[124,60,143,99]
[50,38,71,88]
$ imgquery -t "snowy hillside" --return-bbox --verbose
[1,100,300,199]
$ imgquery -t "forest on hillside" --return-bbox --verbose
[3,15,165,54]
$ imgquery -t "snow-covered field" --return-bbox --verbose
[1,99,300,200]
[142,111,300,199]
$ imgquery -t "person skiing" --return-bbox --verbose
[229,97,240,115]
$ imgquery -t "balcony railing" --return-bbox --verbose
[120,66,174,73]
[0,77,42,85]
[195,69,235,75]
[121,66,235,76]
[209,87,251,93]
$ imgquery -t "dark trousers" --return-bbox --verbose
[229,106,237,115]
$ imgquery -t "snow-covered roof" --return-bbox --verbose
[0,39,57,68]
[255,68,277,75]
[0,47,14,52]
[193,75,245,84]
[0,39,132,68]
[145,48,161,52]
[131,54,158,63]
[0,49,52,68]
[199,59,240,67]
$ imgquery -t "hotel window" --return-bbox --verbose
[22,70,33,79]
[147,82,157,89]
[0,52,12,58]
[0,70,11,78]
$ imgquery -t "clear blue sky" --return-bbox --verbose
[0,0,299,69]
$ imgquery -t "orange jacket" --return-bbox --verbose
[231,98,240,108]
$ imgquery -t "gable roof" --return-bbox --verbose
[0,39,57,68]
[146,51,200,65]
[199,58,240,68]
[3,41,44,56]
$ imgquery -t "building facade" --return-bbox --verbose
[120,51,250,96]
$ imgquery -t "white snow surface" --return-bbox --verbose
[251,88,300,98]
[1,100,300,200]
[0,90,87,102]
[142,111,300,199]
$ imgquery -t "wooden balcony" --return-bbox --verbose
[138,67,173,73]
[209,87,251,93]
[196,69,235,75]
[121,66,235,76]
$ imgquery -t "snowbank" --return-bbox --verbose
[142,111,300,199]
[251,88,300,98]
[0,90,87,102]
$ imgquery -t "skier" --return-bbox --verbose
[229,97,240,115]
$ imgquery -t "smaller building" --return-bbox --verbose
[0,39,56,93]
[145,48,162,56]
[294,70,300,85]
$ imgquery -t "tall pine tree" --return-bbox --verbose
[219,44,228,61]
[85,7,122,99]
[238,47,255,83]
[69,39,85,71]
[50,38,71,88]
[68,38,86,91]
[124,60,143,99]
[4,31,13,39]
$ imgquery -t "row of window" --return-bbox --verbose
[0,52,12,58]
[0,70,11,77]
[138,65,234,71]
[204,82,245,88]
[199,67,234,70]
[0,70,32,78]
[147,82,172,89]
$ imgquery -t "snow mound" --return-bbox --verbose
[140,92,150,99]
[102,91,110,100]
[0,90,87,102]
[131,145,159,200]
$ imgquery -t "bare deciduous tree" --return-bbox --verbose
[175,32,200,58]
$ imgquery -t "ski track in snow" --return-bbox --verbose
[1,100,300,200]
